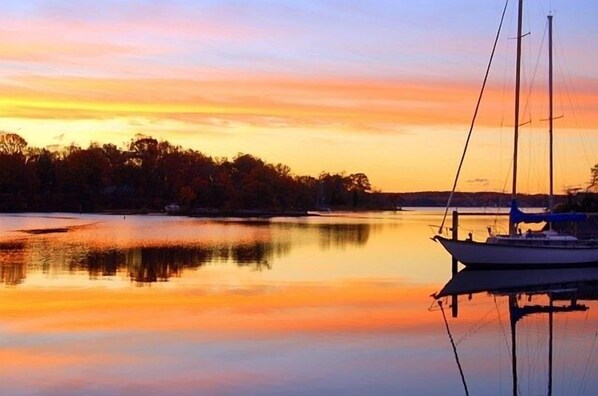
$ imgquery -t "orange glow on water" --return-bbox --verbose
[0,280,437,336]
[1,213,597,394]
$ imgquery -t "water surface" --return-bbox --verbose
[0,210,596,395]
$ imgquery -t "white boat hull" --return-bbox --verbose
[434,235,598,268]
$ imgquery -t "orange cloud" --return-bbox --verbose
[0,37,134,63]
[2,74,597,134]
[1,71,595,193]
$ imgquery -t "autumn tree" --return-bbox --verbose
[0,133,35,210]
[0,133,379,212]
[348,173,371,192]
[128,135,161,207]
[28,149,57,210]
[318,173,350,206]
[0,132,28,155]
[57,145,111,211]
[348,173,371,207]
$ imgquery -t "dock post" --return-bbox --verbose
[451,210,459,317]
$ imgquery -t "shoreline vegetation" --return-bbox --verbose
[1,132,596,217]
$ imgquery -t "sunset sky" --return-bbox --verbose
[1,0,597,192]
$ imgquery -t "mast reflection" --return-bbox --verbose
[434,268,598,396]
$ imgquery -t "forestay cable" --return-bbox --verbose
[439,0,510,234]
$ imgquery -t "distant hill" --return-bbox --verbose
[385,191,562,208]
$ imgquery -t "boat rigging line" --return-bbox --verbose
[456,303,503,346]
[576,310,597,395]
[439,0,510,234]
[438,300,470,396]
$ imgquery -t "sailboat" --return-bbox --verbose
[434,1,598,268]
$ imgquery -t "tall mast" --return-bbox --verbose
[548,15,554,216]
[510,0,524,236]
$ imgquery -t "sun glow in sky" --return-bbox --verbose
[1,0,597,192]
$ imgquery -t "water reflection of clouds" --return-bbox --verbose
[0,280,439,395]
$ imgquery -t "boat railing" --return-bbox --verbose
[436,210,510,240]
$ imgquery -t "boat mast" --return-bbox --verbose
[548,15,554,219]
[510,0,524,236]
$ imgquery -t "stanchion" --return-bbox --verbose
[451,210,459,318]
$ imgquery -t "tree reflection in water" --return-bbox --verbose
[66,242,279,284]
[0,220,372,285]
[318,223,371,249]
[218,220,374,250]
[0,241,26,286]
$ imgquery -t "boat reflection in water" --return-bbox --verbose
[433,267,598,396]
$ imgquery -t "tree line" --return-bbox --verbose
[0,132,396,213]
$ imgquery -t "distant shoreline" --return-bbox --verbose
[0,191,592,218]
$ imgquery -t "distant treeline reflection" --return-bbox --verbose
[0,242,283,286]
[0,222,373,285]
[317,223,370,249]
[78,243,278,284]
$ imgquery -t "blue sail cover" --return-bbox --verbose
[510,200,588,224]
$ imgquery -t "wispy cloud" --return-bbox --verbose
[466,178,490,187]
[2,74,597,133]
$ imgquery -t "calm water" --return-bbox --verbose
[0,210,596,395]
